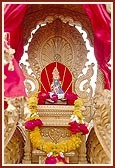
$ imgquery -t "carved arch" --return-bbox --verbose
[23,5,94,47]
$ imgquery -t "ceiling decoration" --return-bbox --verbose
[23,4,94,46]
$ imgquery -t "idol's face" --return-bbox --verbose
[54,76,58,80]
[54,74,59,80]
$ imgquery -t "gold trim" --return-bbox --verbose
[39,80,47,92]
[61,66,66,87]
[45,67,51,91]
[65,81,72,93]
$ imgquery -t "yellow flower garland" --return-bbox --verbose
[26,92,84,155]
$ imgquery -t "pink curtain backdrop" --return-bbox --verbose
[4,4,28,97]
[83,4,111,90]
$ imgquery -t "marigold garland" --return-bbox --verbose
[25,92,89,164]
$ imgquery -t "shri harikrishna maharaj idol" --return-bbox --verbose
[50,67,64,100]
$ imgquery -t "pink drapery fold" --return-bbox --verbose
[10,25,24,62]
[4,4,28,32]
[4,4,28,97]
[4,58,26,97]
[4,4,28,62]
[83,4,111,90]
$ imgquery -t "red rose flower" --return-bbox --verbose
[38,92,50,100]
[79,123,89,135]
[38,99,45,105]
[68,120,80,134]
[64,92,78,105]
[38,92,50,104]
[25,120,36,130]
[34,119,43,127]
[51,93,58,102]
[45,156,57,164]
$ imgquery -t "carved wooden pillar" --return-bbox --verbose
[22,131,32,164]
[78,135,87,164]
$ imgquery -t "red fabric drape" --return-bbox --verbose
[4,4,28,61]
[4,4,27,31]
[4,4,28,97]
[4,59,26,97]
[83,4,111,90]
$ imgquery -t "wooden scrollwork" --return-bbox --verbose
[93,89,111,160]
[86,127,110,164]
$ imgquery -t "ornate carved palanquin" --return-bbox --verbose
[4,5,111,164]
[20,18,94,164]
